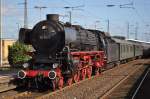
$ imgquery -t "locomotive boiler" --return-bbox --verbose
[17,14,105,90]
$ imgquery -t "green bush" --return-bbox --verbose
[8,41,32,67]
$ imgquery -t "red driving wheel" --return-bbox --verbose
[58,77,64,89]
[73,71,80,83]
[87,66,92,78]
[81,69,86,80]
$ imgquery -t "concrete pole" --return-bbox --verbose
[127,22,129,39]
[69,11,72,24]
[24,0,28,28]
[107,19,109,33]
[135,22,138,40]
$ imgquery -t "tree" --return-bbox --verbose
[8,41,31,67]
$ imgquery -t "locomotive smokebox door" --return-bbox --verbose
[29,14,65,63]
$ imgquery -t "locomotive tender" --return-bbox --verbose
[17,14,144,90]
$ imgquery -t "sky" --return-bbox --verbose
[1,0,150,42]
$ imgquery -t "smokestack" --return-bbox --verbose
[46,14,59,21]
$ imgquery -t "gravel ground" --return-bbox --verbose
[39,59,150,99]
[0,90,19,98]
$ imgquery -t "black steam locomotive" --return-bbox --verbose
[16,14,147,90]
[17,14,106,90]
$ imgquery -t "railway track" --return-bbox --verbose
[98,60,150,99]
[100,64,146,99]
[36,59,150,99]
[131,67,150,99]
[1,59,149,99]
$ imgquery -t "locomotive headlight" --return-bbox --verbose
[22,63,29,68]
[18,70,26,79]
[48,70,56,79]
[53,63,59,69]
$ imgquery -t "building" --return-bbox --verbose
[0,39,16,67]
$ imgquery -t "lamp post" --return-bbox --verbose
[34,6,47,20]
[64,5,84,24]
[18,0,28,28]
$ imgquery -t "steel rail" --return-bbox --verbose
[100,65,143,99]
[131,68,150,99]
